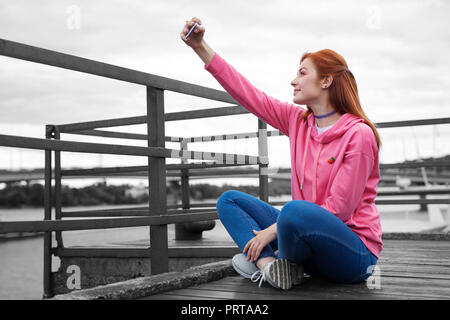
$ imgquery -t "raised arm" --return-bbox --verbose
[181,17,304,136]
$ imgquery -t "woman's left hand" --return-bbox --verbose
[243,228,276,262]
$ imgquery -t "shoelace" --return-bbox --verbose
[250,270,266,287]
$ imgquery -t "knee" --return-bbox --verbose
[216,190,239,207]
[277,200,315,233]
[216,190,241,220]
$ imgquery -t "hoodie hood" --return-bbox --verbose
[307,112,365,144]
[299,112,366,203]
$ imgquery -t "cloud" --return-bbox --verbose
[0,0,449,169]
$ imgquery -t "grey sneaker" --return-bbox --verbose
[231,253,259,279]
[251,259,305,290]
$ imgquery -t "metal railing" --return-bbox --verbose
[1,38,450,298]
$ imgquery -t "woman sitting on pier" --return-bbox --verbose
[181,17,382,290]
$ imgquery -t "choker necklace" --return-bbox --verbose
[314,110,337,119]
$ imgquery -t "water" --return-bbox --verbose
[0,203,153,300]
[0,195,448,299]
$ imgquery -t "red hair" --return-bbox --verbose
[298,49,382,151]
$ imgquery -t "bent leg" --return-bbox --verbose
[277,200,378,283]
[216,190,280,261]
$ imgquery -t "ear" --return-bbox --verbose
[321,75,333,89]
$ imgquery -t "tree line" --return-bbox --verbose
[0,180,291,208]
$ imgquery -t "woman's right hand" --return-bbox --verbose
[180,17,206,49]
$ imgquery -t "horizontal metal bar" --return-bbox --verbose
[163,148,263,165]
[66,128,285,143]
[62,208,217,218]
[375,117,450,128]
[261,199,450,206]
[0,134,264,164]
[187,168,261,177]
[57,105,249,133]
[0,211,219,234]
[58,116,148,133]
[56,116,450,136]
[62,165,149,176]
[2,197,445,233]
[380,160,450,169]
[0,38,236,104]
[61,163,251,176]
[0,133,166,157]
[165,105,249,121]
[378,189,450,196]
[72,129,148,140]
[183,202,217,208]
[374,199,450,205]
[179,130,284,143]
[53,246,240,258]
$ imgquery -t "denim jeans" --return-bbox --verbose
[216,190,378,284]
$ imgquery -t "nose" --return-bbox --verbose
[291,78,297,87]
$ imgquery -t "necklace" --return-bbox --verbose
[314,110,337,119]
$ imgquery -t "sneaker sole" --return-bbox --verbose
[266,259,292,290]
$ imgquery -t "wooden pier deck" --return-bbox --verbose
[143,238,450,300]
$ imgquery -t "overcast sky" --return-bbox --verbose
[0,0,449,186]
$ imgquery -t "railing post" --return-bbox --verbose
[147,86,168,275]
[54,126,64,248]
[175,140,215,240]
[175,140,191,239]
[43,125,54,298]
[258,119,269,202]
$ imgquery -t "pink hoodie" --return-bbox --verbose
[204,52,383,259]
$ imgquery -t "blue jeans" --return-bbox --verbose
[216,190,378,284]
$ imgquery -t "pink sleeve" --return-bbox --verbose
[204,52,303,136]
[320,129,375,222]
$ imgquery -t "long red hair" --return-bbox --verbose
[298,49,382,151]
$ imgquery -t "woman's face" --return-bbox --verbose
[291,58,324,105]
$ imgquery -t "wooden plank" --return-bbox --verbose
[378,258,450,266]
[215,276,450,299]
[191,279,444,300]
[381,269,450,280]
[199,279,447,300]
[380,240,450,248]
[143,293,223,300]
[151,287,318,300]
[375,263,450,276]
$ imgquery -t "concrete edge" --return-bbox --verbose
[48,259,237,300]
